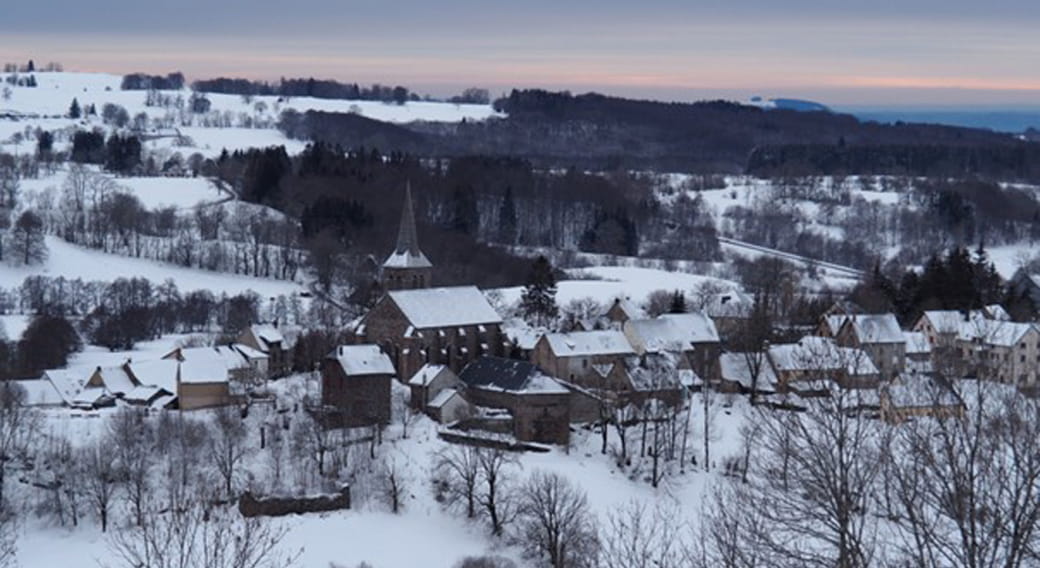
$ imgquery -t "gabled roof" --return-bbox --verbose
[920,310,973,334]
[607,297,646,320]
[332,345,396,377]
[840,314,904,344]
[251,324,285,345]
[11,379,63,406]
[958,319,1037,347]
[127,359,179,393]
[719,352,778,389]
[94,365,138,394]
[408,363,449,386]
[428,388,464,409]
[622,353,685,392]
[179,350,231,384]
[768,336,878,376]
[703,291,754,319]
[542,330,635,358]
[387,286,502,329]
[44,365,97,406]
[625,312,719,352]
[460,356,568,394]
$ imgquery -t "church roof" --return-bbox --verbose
[388,286,502,329]
[384,182,432,269]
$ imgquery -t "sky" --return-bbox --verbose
[2,0,1039,107]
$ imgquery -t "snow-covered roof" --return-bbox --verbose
[72,386,108,407]
[428,388,464,409]
[885,377,962,408]
[958,319,1037,348]
[543,330,635,358]
[44,365,97,406]
[719,352,778,389]
[460,356,569,394]
[251,324,285,345]
[124,385,168,404]
[920,310,973,334]
[625,312,719,353]
[388,286,502,329]
[233,343,268,361]
[841,314,904,344]
[128,359,179,393]
[10,379,63,406]
[96,365,137,394]
[383,249,433,269]
[179,350,231,384]
[903,331,931,355]
[984,304,1011,321]
[408,363,448,386]
[607,297,646,320]
[623,354,684,392]
[768,336,878,376]
[333,345,396,377]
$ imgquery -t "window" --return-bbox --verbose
[582,359,588,369]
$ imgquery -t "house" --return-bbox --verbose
[237,324,291,377]
[407,364,463,412]
[604,297,646,327]
[124,359,179,407]
[163,345,268,384]
[912,309,995,351]
[955,319,1040,388]
[830,313,906,380]
[531,330,635,388]
[1010,269,1040,312]
[718,352,777,396]
[703,290,753,340]
[320,345,395,427]
[623,312,721,381]
[903,331,933,375]
[176,352,233,410]
[426,389,472,424]
[459,356,572,445]
[358,286,505,381]
[618,353,687,407]
[880,377,965,424]
[767,336,880,391]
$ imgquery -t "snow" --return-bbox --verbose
[0,236,304,299]
[719,352,778,389]
[498,266,739,311]
[769,336,879,376]
[179,349,232,384]
[408,363,448,386]
[334,345,396,377]
[383,249,433,268]
[387,286,502,329]
[625,312,720,354]
[0,314,30,340]
[838,313,905,344]
[543,330,635,357]
[903,331,931,355]
[11,378,63,406]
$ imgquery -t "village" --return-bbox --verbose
[16,186,1040,443]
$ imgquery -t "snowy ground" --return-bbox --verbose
[14,388,747,568]
[19,169,229,210]
[0,235,304,299]
[497,265,740,309]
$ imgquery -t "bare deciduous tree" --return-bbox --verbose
[516,470,599,568]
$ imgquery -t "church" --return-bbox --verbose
[354,185,506,381]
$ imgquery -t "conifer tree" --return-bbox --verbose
[498,186,518,245]
[668,290,687,313]
[520,255,559,328]
[68,97,81,119]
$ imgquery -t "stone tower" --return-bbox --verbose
[382,182,433,290]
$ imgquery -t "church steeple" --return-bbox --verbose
[381,182,433,290]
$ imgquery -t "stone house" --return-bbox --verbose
[459,356,572,445]
[604,297,646,328]
[237,324,290,377]
[703,290,753,341]
[623,312,721,381]
[426,389,472,424]
[956,319,1040,388]
[407,363,463,412]
[879,377,965,424]
[531,330,636,388]
[321,345,395,428]
[767,336,880,391]
[718,352,777,396]
[176,354,232,410]
[830,313,906,380]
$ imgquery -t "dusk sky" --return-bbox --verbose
[3,0,1039,107]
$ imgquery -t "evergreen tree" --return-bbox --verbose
[26,60,34,72]
[520,255,559,328]
[497,186,518,245]
[68,97,81,119]
[668,290,687,314]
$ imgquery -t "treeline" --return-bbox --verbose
[120,72,186,91]
[215,144,720,290]
[282,87,1038,178]
[850,245,1015,325]
[748,143,1040,181]
[192,77,418,104]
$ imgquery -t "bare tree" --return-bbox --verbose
[516,470,599,568]
[435,445,482,519]
[81,439,118,532]
[0,382,36,510]
[477,447,518,536]
[379,456,408,514]
[600,500,688,568]
[209,406,248,498]
[107,407,153,526]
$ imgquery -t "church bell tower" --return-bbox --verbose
[381,182,433,291]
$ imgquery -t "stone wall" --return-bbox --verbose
[239,486,351,518]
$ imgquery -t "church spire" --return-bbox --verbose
[382,182,432,290]
[394,181,422,257]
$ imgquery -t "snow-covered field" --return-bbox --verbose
[0,235,303,299]
[19,170,228,210]
[497,265,740,309]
